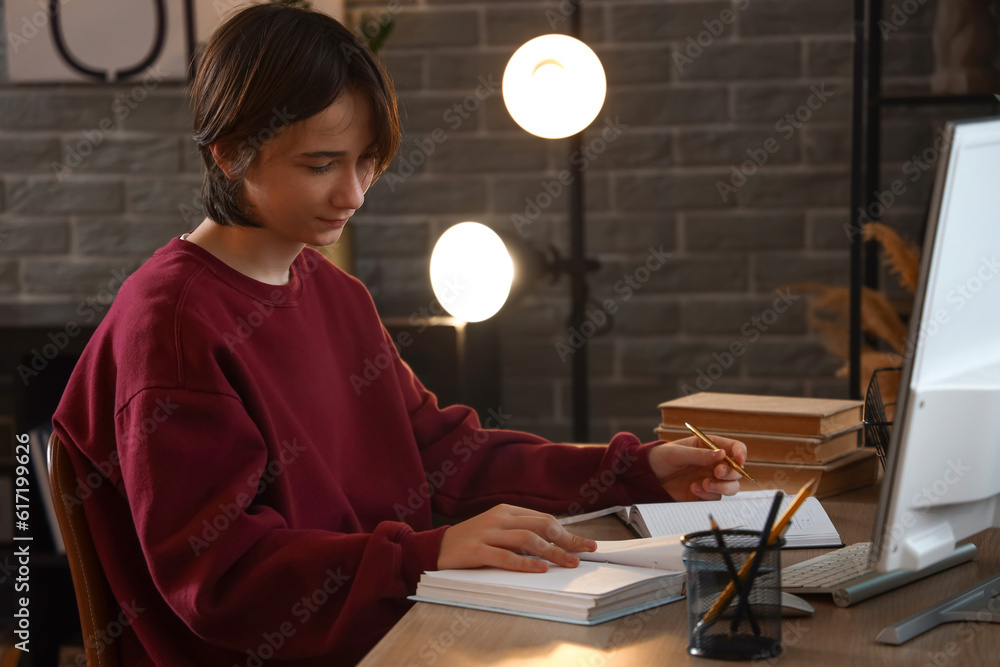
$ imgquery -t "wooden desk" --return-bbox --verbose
[360,485,1000,666]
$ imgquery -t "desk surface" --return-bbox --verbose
[360,485,1000,666]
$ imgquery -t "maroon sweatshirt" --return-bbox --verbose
[52,236,672,665]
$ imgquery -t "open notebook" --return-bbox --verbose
[560,490,843,549]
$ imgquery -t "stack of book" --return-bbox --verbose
[656,392,879,498]
[413,559,685,625]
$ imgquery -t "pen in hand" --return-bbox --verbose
[684,422,755,484]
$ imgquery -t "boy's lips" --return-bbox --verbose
[318,217,349,227]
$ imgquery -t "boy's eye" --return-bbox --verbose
[309,163,333,174]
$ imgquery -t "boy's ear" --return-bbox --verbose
[209,143,237,179]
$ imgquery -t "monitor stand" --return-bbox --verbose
[876,572,1000,645]
[832,543,977,607]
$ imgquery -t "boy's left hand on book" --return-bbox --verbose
[648,436,748,501]
[437,504,598,573]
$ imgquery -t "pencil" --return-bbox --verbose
[695,478,818,633]
[684,422,755,483]
[709,515,761,637]
[728,492,783,634]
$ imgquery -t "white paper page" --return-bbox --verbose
[557,505,629,525]
[633,496,840,546]
[421,560,674,596]
[578,534,686,571]
[722,489,782,501]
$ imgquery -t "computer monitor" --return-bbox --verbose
[870,116,1000,643]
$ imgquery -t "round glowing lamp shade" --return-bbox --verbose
[430,222,514,323]
[502,34,607,139]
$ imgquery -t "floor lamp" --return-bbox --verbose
[502,29,606,442]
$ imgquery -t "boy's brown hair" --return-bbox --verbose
[191,4,400,227]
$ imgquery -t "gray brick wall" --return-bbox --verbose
[0,0,961,443]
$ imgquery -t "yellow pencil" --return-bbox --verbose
[695,478,818,632]
[685,422,755,484]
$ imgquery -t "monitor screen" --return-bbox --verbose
[872,116,1000,574]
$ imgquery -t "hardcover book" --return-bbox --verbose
[654,424,862,464]
[658,392,863,437]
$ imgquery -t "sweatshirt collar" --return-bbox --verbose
[163,235,306,305]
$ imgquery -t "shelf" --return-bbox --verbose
[877,93,1000,107]
[849,0,1000,399]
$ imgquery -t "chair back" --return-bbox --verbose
[47,432,120,667]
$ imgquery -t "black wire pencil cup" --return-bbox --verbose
[863,366,903,470]
[683,492,786,661]
[683,532,785,659]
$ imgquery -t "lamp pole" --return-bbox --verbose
[499,3,603,443]
[568,0,591,444]
[568,130,590,443]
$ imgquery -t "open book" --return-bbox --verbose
[412,554,684,625]
[561,490,843,549]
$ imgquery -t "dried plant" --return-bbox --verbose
[862,222,921,293]
[798,223,920,397]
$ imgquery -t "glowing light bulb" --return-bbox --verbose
[430,222,514,323]
[503,35,607,139]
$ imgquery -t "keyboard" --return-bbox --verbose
[782,542,873,593]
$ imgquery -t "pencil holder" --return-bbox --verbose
[683,530,784,661]
[863,366,902,470]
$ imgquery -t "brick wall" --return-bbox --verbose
[0,0,985,442]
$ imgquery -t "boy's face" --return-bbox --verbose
[242,89,376,248]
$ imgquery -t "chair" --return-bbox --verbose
[47,432,120,667]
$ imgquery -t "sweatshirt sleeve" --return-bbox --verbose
[383,329,675,519]
[115,387,446,659]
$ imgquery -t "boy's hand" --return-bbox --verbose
[437,504,597,572]
[648,435,748,501]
